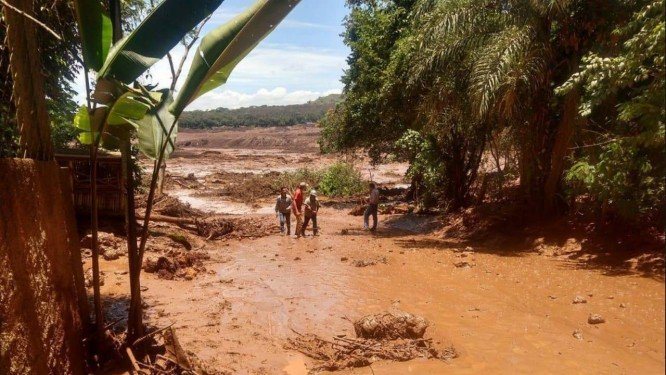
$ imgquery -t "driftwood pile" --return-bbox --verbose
[286,310,456,373]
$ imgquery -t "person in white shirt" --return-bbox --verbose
[364,182,380,231]
[302,189,321,236]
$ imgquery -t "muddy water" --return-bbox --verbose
[129,211,664,374]
[171,189,274,215]
[122,144,663,374]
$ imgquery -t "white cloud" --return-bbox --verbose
[187,87,341,110]
[73,42,347,110]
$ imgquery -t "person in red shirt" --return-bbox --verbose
[292,182,307,238]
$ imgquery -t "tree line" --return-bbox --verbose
[320,0,664,223]
[179,93,341,128]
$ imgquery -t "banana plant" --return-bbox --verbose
[72,0,300,343]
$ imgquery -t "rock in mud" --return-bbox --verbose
[354,310,429,340]
[453,261,475,268]
[572,296,587,304]
[588,314,606,324]
[143,250,209,280]
[573,329,584,340]
[84,268,105,288]
[102,248,123,261]
[352,257,387,267]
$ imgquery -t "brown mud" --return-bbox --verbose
[92,125,664,374]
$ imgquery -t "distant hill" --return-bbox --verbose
[180,93,342,129]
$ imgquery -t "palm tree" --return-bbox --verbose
[408,0,623,211]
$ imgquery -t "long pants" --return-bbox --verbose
[364,204,378,230]
[278,212,291,234]
[295,213,303,237]
[303,215,318,235]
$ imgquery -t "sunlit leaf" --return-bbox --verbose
[170,0,300,116]
[98,0,224,83]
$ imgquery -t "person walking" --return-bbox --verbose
[363,182,380,231]
[292,182,307,238]
[274,187,292,235]
[302,189,321,236]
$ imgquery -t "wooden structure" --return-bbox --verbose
[55,153,125,217]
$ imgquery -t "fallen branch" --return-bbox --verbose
[137,213,195,226]
[132,323,175,347]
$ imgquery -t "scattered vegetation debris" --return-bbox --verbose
[149,194,204,218]
[194,216,278,240]
[352,257,388,267]
[349,205,365,216]
[143,250,210,280]
[285,311,455,373]
[354,310,429,340]
[120,325,206,375]
[588,314,606,324]
[379,203,412,215]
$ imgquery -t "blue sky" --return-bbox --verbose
[75,0,350,110]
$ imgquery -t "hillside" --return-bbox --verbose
[180,93,341,129]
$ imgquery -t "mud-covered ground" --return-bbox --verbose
[95,125,665,374]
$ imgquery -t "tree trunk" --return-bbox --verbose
[157,162,166,195]
[121,141,143,341]
[543,90,580,213]
[3,0,52,160]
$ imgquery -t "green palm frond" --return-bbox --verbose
[470,25,548,117]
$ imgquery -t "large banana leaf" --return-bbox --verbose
[107,92,154,126]
[169,0,300,116]
[103,91,156,149]
[98,0,224,83]
[74,106,95,145]
[126,89,178,160]
[73,0,112,71]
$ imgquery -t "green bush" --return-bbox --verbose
[318,162,365,197]
[270,162,365,197]
[271,168,323,193]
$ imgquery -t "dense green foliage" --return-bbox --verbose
[559,0,665,219]
[271,162,365,197]
[322,0,664,222]
[180,94,341,128]
[318,162,366,197]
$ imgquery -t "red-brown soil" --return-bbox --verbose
[95,126,664,374]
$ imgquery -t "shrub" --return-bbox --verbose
[272,168,323,193]
[318,162,365,197]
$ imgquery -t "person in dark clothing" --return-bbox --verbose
[275,187,292,235]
